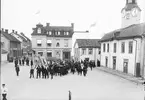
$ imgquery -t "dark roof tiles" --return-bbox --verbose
[100,23,145,42]
[76,39,101,48]
[1,31,21,43]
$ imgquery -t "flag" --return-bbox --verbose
[35,10,40,15]
[90,22,96,27]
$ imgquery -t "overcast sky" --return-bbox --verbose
[1,0,145,44]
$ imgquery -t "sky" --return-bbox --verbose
[1,0,145,46]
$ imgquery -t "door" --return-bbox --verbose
[47,52,52,57]
[136,63,141,77]
[113,56,116,70]
[63,52,70,60]
[105,57,108,67]
[123,59,128,73]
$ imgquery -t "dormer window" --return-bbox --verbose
[47,31,52,35]
[64,32,69,35]
[56,42,60,47]
[58,31,60,35]
[37,28,41,34]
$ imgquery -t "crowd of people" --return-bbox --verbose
[14,55,97,79]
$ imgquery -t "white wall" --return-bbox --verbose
[101,38,142,76]
[1,53,8,62]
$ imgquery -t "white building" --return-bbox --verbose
[74,39,101,65]
[100,0,145,78]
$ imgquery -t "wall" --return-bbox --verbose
[32,35,72,59]
[1,34,10,52]
[101,38,142,76]
[1,53,8,62]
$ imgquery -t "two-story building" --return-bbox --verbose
[31,23,74,60]
[100,0,145,78]
[10,30,31,55]
[1,29,21,61]
[74,39,101,65]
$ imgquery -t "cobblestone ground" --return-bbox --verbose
[1,63,144,100]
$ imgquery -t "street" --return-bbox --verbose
[1,63,144,100]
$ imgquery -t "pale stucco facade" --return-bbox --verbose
[100,37,144,77]
[32,35,72,60]
[74,42,100,65]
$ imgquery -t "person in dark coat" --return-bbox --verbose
[22,57,25,66]
[30,59,33,67]
[36,65,41,78]
[30,67,34,78]
[14,58,18,67]
[19,57,21,66]
[15,65,20,76]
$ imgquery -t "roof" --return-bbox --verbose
[100,23,145,42]
[121,3,141,12]
[12,32,27,42]
[1,31,21,43]
[31,23,74,37]
[75,39,101,48]
[20,33,31,42]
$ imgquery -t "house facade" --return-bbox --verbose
[74,39,101,65]
[31,23,74,60]
[1,29,21,60]
[11,30,31,55]
[100,0,145,78]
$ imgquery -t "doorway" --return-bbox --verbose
[63,51,70,60]
[123,59,128,73]
[113,56,116,70]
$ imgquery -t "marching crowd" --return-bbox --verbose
[14,56,97,79]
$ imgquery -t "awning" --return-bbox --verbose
[47,40,52,43]
[37,40,42,44]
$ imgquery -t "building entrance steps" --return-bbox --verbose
[96,66,144,85]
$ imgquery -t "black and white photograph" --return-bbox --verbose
[1,0,145,100]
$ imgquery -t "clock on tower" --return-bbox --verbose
[121,0,141,28]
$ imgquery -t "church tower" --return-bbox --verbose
[121,0,141,28]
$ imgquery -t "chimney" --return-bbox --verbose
[1,28,4,32]
[46,23,50,27]
[12,30,15,33]
[15,31,18,34]
[5,29,8,33]
[71,23,74,28]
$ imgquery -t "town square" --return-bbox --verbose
[1,0,145,100]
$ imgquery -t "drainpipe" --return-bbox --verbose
[141,35,145,79]
[133,38,137,77]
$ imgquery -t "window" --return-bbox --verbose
[56,42,60,47]
[47,40,52,47]
[88,48,93,55]
[107,43,109,52]
[47,51,52,57]
[37,40,42,46]
[129,41,133,53]
[47,31,52,35]
[38,52,43,56]
[98,50,101,54]
[114,43,117,53]
[56,39,60,47]
[37,28,41,34]
[1,42,4,48]
[82,48,86,55]
[64,39,68,47]
[103,43,106,52]
[121,42,125,53]
[58,31,60,35]
[64,32,69,35]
